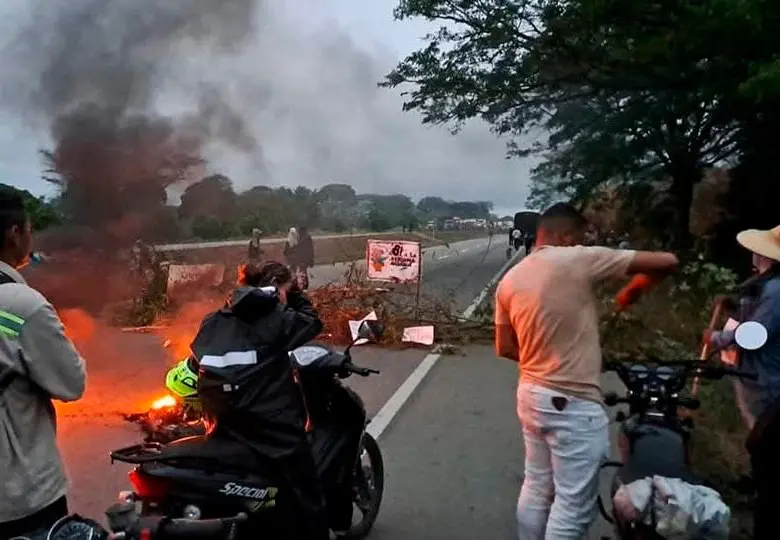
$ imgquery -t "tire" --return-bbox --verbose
[339,433,384,539]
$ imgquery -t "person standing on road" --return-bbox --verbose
[494,202,678,540]
[283,226,300,268]
[703,225,780,539]
[0,188,86,540]
[248,228,264,263]
[296,227,314,291]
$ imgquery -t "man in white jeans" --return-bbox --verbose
[495,203,678,539]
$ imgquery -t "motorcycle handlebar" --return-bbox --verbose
[345,362,380,377]
[603,360,757,381]
[603,391,701,409]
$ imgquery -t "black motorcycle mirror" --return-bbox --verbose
[734,320,768,350]
[345,320,385,355]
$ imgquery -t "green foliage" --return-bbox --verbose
[385,0,780,250]
[191,215,236,240]
[179,174,236,220]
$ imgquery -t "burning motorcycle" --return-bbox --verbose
[597,321,767,539]
[110,320,385,540]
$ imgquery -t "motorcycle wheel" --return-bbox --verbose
[339,433,384,539]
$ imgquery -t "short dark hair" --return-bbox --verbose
[238,260,292,287]
[0,187,28,247]
[538,202,587,235]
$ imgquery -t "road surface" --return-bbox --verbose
[362,346,621,539]
[58,236,510,521]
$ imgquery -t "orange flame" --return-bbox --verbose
[151,394,177,410]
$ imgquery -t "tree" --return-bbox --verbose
[40,108,203,244]
[417,196,450,216]
[179,174,236,220]
[383,0,776,248]
[317,183,359,230]
[191,215,235,240]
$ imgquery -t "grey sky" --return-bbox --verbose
[0,0,534,216]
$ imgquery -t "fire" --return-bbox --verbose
[157,300,219,361]
[151,395,177,410]
[59,308,96,344]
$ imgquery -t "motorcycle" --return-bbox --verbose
[110,320,386,540]
[597,321,766,539]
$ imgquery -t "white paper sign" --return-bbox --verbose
[721,317,740,366]
[402,326,435,346]
[366,240,421,283]
[349,310,378,346]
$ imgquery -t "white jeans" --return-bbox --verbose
[516,382,609,540]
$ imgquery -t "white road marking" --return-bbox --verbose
[367,247,524,440]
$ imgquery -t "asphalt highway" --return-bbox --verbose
[57,236,510,523]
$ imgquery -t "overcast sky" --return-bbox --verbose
[0,0,535,216]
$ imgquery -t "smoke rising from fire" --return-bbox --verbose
[2,0,533,210]
[7,0,263,245]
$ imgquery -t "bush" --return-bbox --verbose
[191,215,236,240]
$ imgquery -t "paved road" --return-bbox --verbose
[58,237,509,520]
[367,345,621,540]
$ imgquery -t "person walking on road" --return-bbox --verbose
[0,188,87,540]
[494,202,678,540]
[704,224,780,539]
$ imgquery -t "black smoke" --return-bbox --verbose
[12,0,263,245]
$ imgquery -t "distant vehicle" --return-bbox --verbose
[506,211,540,258]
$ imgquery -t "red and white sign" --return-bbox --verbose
[366,240,421,283]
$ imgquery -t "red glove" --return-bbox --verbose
[615,274,656,311]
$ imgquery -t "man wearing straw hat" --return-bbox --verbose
[705,225,780,539]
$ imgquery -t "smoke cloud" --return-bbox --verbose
[0,0,531,214]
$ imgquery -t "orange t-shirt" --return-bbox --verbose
[495,245,636,403]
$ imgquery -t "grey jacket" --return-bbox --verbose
[0,261,86,522]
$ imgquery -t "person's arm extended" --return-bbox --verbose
[614,250,680,310]
[494,284,518,361]
[18,303,86,402]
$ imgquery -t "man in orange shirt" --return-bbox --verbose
[495,203,678,539]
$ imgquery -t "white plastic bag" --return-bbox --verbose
[613,475,730,539]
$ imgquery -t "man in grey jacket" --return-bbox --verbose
[0,188,86,539]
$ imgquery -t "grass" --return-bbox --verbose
[597,281,753,537]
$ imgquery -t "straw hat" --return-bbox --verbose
[737,225,780,262]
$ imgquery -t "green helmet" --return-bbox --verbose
[165,357,199,399]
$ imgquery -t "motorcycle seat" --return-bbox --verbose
[156,435,269,471]
[617,424,703,487]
